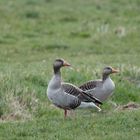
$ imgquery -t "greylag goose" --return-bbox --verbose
[79,66,119,103]
[47,59,102,118]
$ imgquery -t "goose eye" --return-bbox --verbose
[106,67,110,70]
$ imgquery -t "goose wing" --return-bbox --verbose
[62,82,81,96]
[62,82,102,105]
[79,80,102,91]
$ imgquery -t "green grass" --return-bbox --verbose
[0,110,140,140]
[0,0,140,139]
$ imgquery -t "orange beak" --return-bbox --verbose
[112,68,119,73]
[63,61,71,67]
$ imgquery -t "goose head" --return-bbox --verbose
[102,66,119,80]
[53,58,71,74]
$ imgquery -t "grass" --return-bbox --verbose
[0,110,140,140]
[0,0,140,139]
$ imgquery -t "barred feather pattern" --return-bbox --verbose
[79,81,98,91]
[62,83,102,105]
[62,83,81,96]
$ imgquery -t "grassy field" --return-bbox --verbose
[0,0,140,139]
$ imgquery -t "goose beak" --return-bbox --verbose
[63,61,71,67]
[112,68,119,73]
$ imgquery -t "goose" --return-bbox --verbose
[79,66,119,103]
[47,58,102,118]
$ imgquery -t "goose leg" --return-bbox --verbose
[64,109,67,118]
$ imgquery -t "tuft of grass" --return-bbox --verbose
[60,16,78,23]
[36,44,69,51]
[25,11,40,19]
[70,31,91,38]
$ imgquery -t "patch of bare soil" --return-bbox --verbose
[115,102,140,111]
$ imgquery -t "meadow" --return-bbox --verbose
[0,0,140,139]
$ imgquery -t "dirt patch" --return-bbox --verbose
[115,102,140,111]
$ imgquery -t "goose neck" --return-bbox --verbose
[102,73,110,81]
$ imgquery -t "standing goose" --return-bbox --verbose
[79,66,119,103]
[47,59,102,118]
